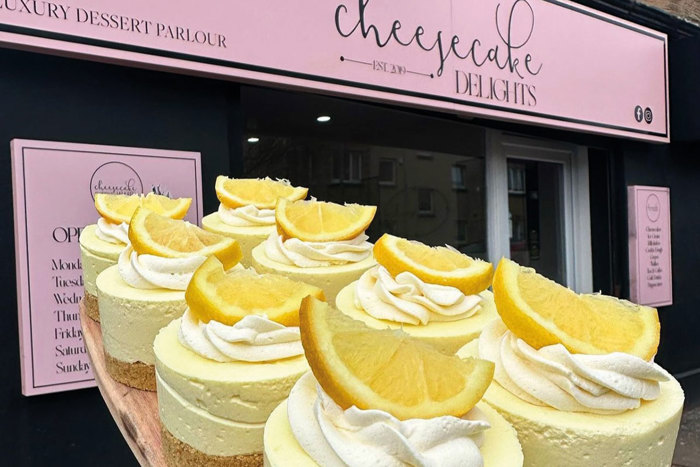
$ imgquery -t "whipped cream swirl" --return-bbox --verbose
[355,266,482,325]
[264,232,372,268]
[288,373,490,467]
[479,320,670,414]
[95,217,129,244]
[218,203,275,227]
[178,309,302,362]
[117,245,206,290]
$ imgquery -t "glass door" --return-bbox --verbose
[486,132,592,292]
[507,159,566,284]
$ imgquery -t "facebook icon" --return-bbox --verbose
[634,105,644,123]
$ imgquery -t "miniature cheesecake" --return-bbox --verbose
[81,192,192,321]
[154,256,323,466]
[459,337,684,467]
[79,224,125,321]
[202,211,274,267]
[335,278,498,355]
[252,243,376,305]
[206,176,309,267]
[155,318,308,465]
[476,258,685,466]
[97,207,240,390]
[97,265,188,390]
[264,373,523,467]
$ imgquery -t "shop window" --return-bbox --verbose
[332,151,362,183]
[378,158,396,186]
[417,189,434,215]
[240,85,488,260]
[452,165,465,189]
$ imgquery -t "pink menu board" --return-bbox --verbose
[628,185,672,307]
[11,140,202,396]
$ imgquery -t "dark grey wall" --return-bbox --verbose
[0,48,235,465]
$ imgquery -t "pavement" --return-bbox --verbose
[673,371,700,467]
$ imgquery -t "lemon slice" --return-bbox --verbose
[95,192,191,224]
[493,257,660,360]
[186,256,325,326]
[215,176,308,209]
[276,198,376,242]
[128,207,241,269]
[300,296,494,420]
[373,234,493,294]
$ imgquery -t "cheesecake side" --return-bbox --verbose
[251,243,376,305]
[202,213,274,267]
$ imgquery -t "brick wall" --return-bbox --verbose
[637,0,700,25]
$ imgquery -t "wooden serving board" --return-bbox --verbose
[80,299,166,467]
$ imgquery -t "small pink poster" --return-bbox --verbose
[11,140,202,396]
[628,185,672,307]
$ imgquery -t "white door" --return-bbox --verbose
[486,132,592,292]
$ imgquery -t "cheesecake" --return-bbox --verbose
[264,372,523,467]
[205,176,308,266]
[335,233,496,353]
[263,297,523,466]
[156,317,308,465]
[252,242,376,305]
[98,207,240,390]
[79,222,127,321]
[335,269,497,354]
[464,257,685,466]
[459,327,684,467]
[154,256,324,465]
[202,208,274,267]
[251,199,378,304]
[80,193,191,321]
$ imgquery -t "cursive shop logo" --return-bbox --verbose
[89,161,144,200]
[645,193,660,223]
[334,0,543,79]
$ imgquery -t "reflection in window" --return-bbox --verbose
[332,151,362,183]
[378,158,396,185]
[240,85,488,260]
[452,165,465,189]
[417,189,434,215]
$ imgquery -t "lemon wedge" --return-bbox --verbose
[300,296,494,420]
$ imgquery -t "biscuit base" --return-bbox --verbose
[104,351,156,391]
[161,424,263,467]
[84,291,100,322]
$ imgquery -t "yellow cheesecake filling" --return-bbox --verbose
[251,244,376,305]
[79,224,127,296]
[155,316,308,457]
[202,212,275,266]
[354,265,482,325]
[98,266,186,364]
[479,320,670,413]
[155,318,308,422]
[264,372,523,467]
[157,372,266,457]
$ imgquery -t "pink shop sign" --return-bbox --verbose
[11,140,202,396]
[628,186,672,308]
[0,0,668,142]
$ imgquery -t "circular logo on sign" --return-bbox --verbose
[634,105,644,123]
[90,161,143,200]
[645,193,660,223]
[644,107,653,124]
